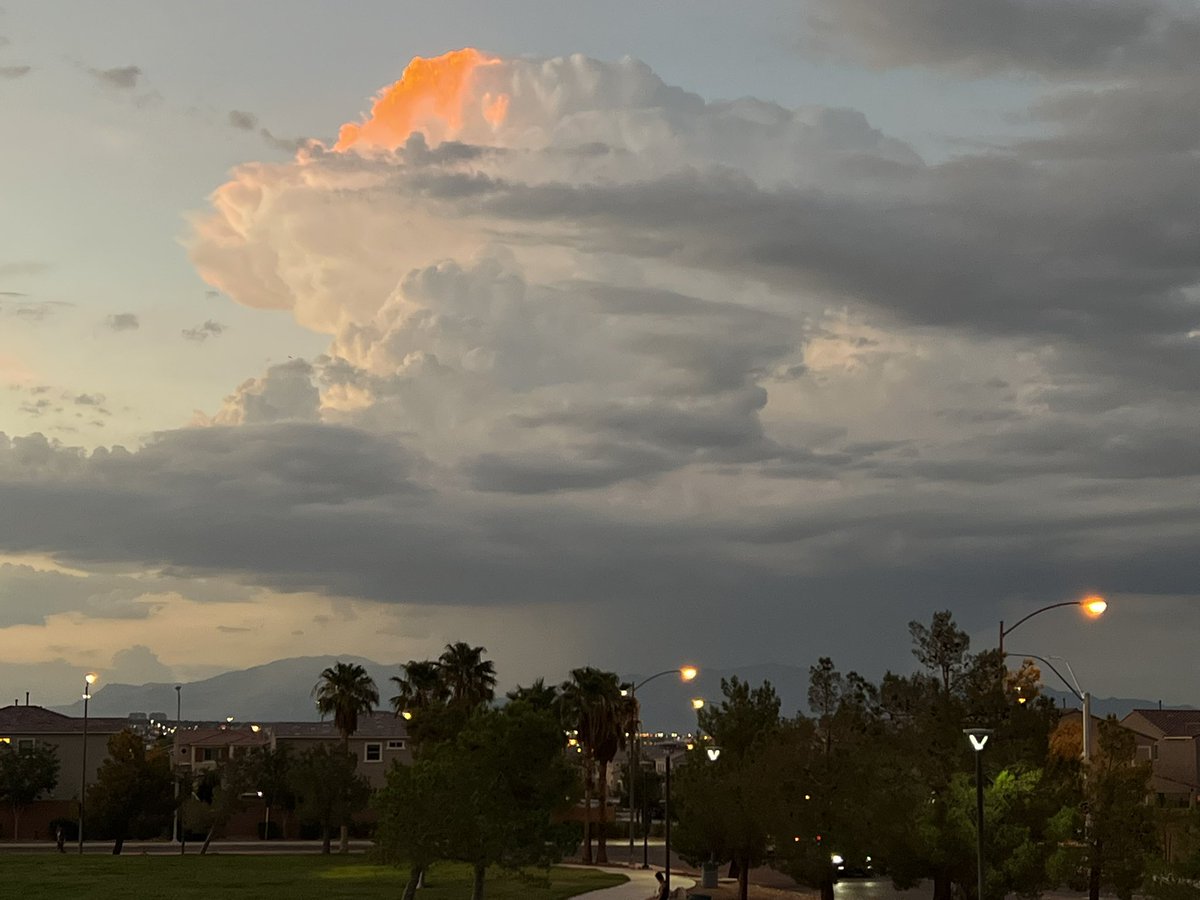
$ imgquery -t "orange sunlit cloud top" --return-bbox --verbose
[334,48,507,152]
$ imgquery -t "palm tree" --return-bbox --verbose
[561,667,624,864]
[438,642,497,710]
[390,659,449,719]
[506,678,560,714]
[312,661,379,853]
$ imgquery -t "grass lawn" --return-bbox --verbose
[0,855,627,899]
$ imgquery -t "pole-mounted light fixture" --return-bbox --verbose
[963,728,994,900]
[999,595,1107,654]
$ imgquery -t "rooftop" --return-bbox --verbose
[0,704,131,734]
[1126,708,1200,737]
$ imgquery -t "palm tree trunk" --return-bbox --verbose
[596,758,609,863]
[340,733,351,853]
[200,823,215,855]
[582,752,594,864]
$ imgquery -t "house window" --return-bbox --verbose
[387,740,406,751]
[17,739,34,752]
[364,743,382,762]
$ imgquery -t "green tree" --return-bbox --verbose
[185,750,258,854]
[289,743,371,855]
[86,729,174,854]
[674,677,785,900]
[0,741,59,840]
[1049,717,1157,900]
[374,760,451,900]
[376,699,578,900]
[910,610,972,697]
[248,744,296,838]
[313,660,379,852]
[772,661,882,900]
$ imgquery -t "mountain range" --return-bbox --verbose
[51,657,1191,732]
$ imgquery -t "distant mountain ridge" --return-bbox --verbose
[51,657,1193,732]
[52,656,400,723]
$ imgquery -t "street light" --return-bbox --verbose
[626,665,698,869]
[172,685,181,846]
[1006,651,1093,761]
[998,595,1107,655]
[78,672,97,855]
[964,727,993,900]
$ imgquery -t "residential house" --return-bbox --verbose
[0,704,133,839]
[1120,708,1200,807]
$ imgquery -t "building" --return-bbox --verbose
[172,711,412,790]
[271,711,412,789]
[1121,708,1200,807]
[0,704,133,839]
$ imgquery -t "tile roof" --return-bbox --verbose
[0,705,131,734]
[270,710,409,740]
[175,727,271,748]
[1127,709,1200,737]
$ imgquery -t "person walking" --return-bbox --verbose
[655,871,669,900]
[55,825,65,853]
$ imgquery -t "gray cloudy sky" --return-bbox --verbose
[0,0,1197,708]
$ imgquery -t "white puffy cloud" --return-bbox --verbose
[2,49,1199,700]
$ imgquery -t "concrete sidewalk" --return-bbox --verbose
[568,865,695,899]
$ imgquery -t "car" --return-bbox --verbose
[831,853,878,880]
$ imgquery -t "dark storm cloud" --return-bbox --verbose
[105,313,139,331]
[459,149,1200,394]
[1,420,1196,620]
[0,261,51,278]
[88,64,141,90]
[182,319,225,341]
[803,0,1200,77]
[228,109,258,130]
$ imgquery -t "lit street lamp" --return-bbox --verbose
[964,727,993,900]
[624,665,697,868]
[998,595,1107,655]
[78,672,97,854]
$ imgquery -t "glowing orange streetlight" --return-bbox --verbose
[999,595,1107,654]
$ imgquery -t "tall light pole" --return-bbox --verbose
[78,672,97,855]
[172,684,181,845]
[661,732,722,896]
[624,665,697,869]
[998,595,1107,655]
[964,728,993,900]
[1006,651,1092,762]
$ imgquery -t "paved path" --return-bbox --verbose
[567,865,694,899]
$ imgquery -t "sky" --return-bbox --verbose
[1,0,1198,710]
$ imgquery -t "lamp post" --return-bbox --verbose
[172,684,181,844]
[998,595,1107,655]
[964,728,993,900]
[624,665,697,869]
[1006,651,1092,762]
[78,672,97,855]
[660,733,722,896]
